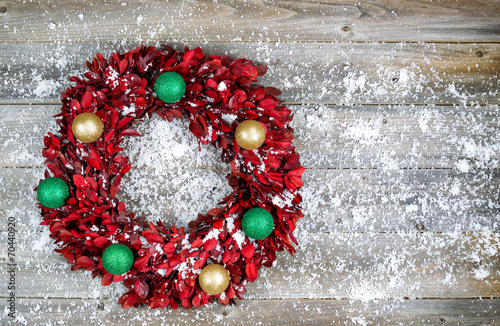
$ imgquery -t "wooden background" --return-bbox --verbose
[0,0,499,325]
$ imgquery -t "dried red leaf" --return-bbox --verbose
[39,45,303,310]
[76,256,95,268]
[81,91,93,109]
[73,174,86,188]
[203,238,218,251]
[118,129,141,137]
[241,243,255,258]
[134,279,149,299]
[245,262,258,281]
[94,236,108,248]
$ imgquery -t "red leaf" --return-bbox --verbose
[62,251,75,264]
[102,272,113,286]
[258,99,277,110]
[145,233,164,244]
[242,65,257,78]
[287,166,305,189]
[81,91,93,109]
[70,98,81,112]
[118,129,141,137]
[126,291,138,308]
[134,255,150,270]
[85,176,98,190]
[245,262,258,281]
[63,213,81,222]
[213,220,224,229]
[110,175,122,197]
[241,243,255,259]
[94,236,108,248]
[135,97,146,107]
[117,117,134,130]
[161,239,177,254]
[256,65,268,76]
[110,106,119,128]
[203,238,218,251]
[134,279,149,300]
[120,164,131,174]
[226,283,235,298]
[85,71,102,83]
[206,79,217,89]
[86,157,101,169]
[289,175,304,188]
[264,87,282,96]
[73,174,86,188]
[117,201,126,212]
[192,294,201,307]
[183,49,195,62]
[288,166,305,177]
[47,163,63,176]
[191,239,203,249]
[76,256,95,268]
[119,59,128,74]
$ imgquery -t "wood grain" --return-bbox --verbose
[1,0,499,322]
[0,298,499,326]
[1,167,498,233]
[0,42,499,104]
[1,104,498,170]
[0,0,499,43]
[1,231,499,300]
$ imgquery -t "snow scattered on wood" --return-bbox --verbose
[0,19,499,324]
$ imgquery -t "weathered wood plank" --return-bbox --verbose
[1,298,499,326]
[1,42,499,104]
[1,167,499,232]
[0,0,499,43]
[1,104,499,169]
[0,231,499,301]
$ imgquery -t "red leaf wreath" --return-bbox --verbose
[38,45,304,309]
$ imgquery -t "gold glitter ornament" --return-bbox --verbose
[198,264,230,295]
[234,120,266,150]
[72,112,103,143]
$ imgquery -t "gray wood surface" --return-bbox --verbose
[1,167,499,232]
[1,232,499,300]
[1,0,499,43]
[1,104,499,169]
[1,298,498,326]
[0,43,499,104]
[0,0,499,324]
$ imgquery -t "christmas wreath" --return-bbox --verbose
[36,45,304,309]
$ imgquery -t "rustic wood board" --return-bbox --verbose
[1,0,499,324]
[1,104,499,169]
[1,231,499,300]
[1,298,499,326]
[0,42,499,104]
[1,167,498,232]
[1,0,500,43]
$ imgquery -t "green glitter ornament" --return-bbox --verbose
[154,71,186,103]
[37,177,70,209]
[102,244,134,275]
[242,208,274,240]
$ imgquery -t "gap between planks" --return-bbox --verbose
[2,298,499,326]
[0,102,494,106]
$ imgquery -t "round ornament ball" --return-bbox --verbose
[235,120,266,150]
[199,264,230,295]
[72,112,103,143]
[154,71,186,103]
[102,244,134,275]
[37,177,70,209]
[242,207,274,240]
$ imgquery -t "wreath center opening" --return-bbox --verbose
[120,116,231,228]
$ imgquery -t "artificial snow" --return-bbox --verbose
[0,17,498,325]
